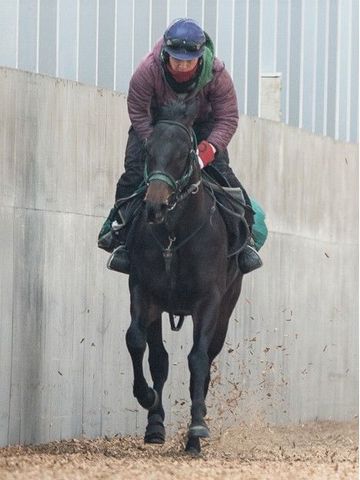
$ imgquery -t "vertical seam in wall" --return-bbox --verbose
[131,0,135,73]
[76,0,80,82]
[113,0,118,90]
[7,207,16,444]
[323,0,330,136]
[312,0,318,133]
[244,0,249,114]
[15,0,19,68]
[285,0,291,123]
[99,303,104,437]
[299,0,305,128]
[148,0,153,51]
[346,0,352,142]
[56,0,60,77]
[258,0,263,117]
[201,0,205,28]
[230,0,235,78]
[36,0,40,73]
[335,0,341,140]
[215,0,219,56]
[274,0,278,72]
[95,0,99,86]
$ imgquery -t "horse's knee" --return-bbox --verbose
[126,324,146,353]
[188,349,209,374]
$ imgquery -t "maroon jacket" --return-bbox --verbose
[127,40,239,151]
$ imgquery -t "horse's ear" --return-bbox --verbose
[183,99,199,127]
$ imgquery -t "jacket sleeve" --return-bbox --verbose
[127,59,155,141]
[206,68,239,151]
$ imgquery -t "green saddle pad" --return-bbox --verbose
[250,197,268,251]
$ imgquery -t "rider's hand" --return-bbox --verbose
[197,140,216,169]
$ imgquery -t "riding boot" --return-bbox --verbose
[238,244,263,274]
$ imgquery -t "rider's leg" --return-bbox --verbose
[194,120,263,274]
[115,128,146,200]
[98,128,145,273]
[210,150,263,274]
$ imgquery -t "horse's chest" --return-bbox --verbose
[141,257,204,308]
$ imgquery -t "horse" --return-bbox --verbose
[124,100,245,454]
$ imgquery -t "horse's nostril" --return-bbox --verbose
[145,202,168,224]
[146,202,165,224]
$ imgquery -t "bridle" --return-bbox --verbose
[144,120,201,209]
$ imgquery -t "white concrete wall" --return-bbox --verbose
[0,68,358,446]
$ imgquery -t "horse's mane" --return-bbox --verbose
[155,100,198,125]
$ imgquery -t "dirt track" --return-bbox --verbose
[0,421,357,479]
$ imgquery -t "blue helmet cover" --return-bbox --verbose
[163,18,206,60]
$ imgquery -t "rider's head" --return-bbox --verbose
[163,18,206,63]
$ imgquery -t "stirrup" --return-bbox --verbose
[98,231,117,252]
[238,245,263,274]
[107,245,130,274]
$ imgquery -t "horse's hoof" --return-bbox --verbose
[188,422,210,438]
[144,413,165,444]
[185,446,201,456]
[185,436,201,455]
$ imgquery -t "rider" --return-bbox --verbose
[98,18,263,274]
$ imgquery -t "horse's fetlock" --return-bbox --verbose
[191,401,206,420]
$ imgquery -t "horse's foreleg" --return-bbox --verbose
[126,323,158,410]
[126,291,160,410]
[185,319,229,456]
[204,279,242,399]
[144,319,169,444]
[187,295,221,439]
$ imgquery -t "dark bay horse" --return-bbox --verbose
[125,101,244,454]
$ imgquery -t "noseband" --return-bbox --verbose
[144,120,200,204]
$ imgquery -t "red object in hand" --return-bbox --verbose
[197,140,216,167]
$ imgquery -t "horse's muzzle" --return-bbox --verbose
[145,201,168,224]
[145,181,172,224]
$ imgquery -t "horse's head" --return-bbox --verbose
[144,100,199,224]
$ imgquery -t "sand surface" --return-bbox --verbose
[0,421,357,479]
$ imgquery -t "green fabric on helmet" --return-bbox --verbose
[195,33,215,91]
[250,198,268,251]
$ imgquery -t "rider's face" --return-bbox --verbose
[168,57,198,72]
